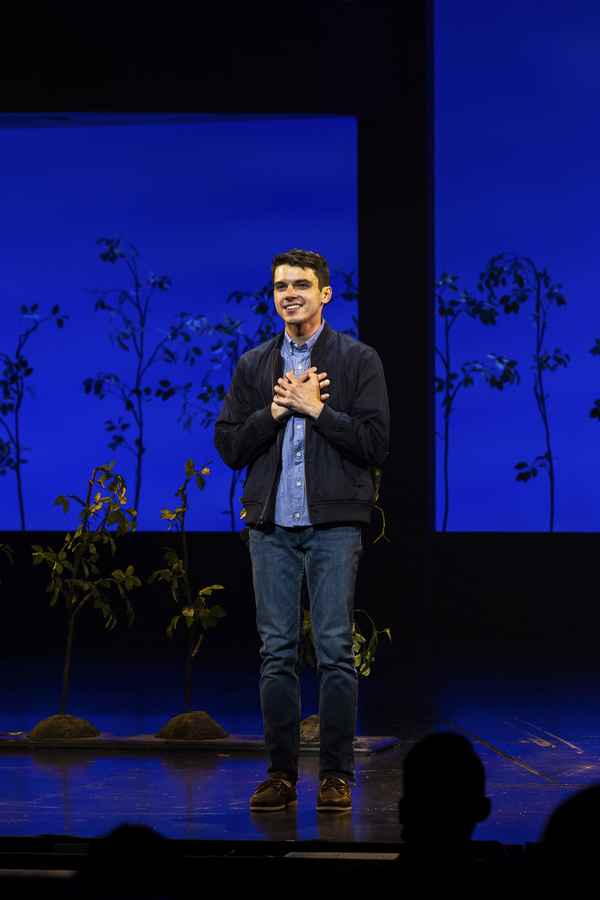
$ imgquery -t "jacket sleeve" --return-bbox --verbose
[311,347,389,468]
[214,353,286,471]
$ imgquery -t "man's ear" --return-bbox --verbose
[322,286,332,305]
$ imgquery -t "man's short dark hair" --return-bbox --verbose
[271,249,330,290]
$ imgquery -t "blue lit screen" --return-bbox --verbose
[435,1,600,531]
[1,117,358,531]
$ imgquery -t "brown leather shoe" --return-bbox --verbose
[250,774,298,811]
[316,776,353,811]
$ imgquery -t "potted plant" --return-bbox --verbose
[149,460,227,740]
[29,462,140,738]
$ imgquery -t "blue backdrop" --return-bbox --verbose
[1,117,358,531]
[435,0,600,531]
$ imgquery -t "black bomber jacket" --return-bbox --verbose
[214,321,390,527]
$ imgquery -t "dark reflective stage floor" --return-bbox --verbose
[1,639,600,849]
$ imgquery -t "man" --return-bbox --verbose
[214,249,389,812]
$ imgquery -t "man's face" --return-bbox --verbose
[273,265,331,338]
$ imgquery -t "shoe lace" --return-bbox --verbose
[320,777,351,795]
[257,774,292,792]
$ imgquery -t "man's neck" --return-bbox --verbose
[285,318,324,344]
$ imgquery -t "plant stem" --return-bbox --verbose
[532,267,555,532]
[60,614,74,715]
[13,383,25,530]
[59,467,102,714]
[185,629,194,713]
[179,507,195,712]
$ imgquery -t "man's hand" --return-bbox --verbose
[271,367,330,421]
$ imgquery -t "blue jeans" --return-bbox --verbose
[249,524,362,783]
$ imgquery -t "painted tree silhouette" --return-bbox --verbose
[1,304,66,529]
[480,254,568,532]
[435,272,519,531]
[84,239,206,511]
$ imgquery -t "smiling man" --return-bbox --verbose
[214,249,390,812]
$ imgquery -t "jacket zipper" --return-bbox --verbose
[258,344,284,525]
[304,346,313,522]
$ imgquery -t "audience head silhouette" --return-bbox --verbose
[540,783,600,877]
[399,731,491,844]
[74,823,178,898]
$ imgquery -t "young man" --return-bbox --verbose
[214,249,389,811]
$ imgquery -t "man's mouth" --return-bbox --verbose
[284,304,302,311]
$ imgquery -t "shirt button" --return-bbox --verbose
[296,451,301,458]
[295,513,300,519]
[296,481,302,487]
[296,424,302,430]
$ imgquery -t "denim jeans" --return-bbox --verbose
[248,523,362,783]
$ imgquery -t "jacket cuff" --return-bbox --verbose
[256,404,287,436]
[312,404,340,437]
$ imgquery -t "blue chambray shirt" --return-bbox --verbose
[274,322,325,527]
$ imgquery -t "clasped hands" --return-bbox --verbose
[271,367,330,422]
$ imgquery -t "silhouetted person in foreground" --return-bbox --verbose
[392,731,493,890]
[71,824,184,899]
[500,783,600,896]
[540,784,600,879]
[331,731,494,894]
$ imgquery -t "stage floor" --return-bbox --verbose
[1,639,599,849]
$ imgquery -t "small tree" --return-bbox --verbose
[149,460,225,718]
[31,462,140,733]
[299,607,391,677]
[1,304,66,529]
